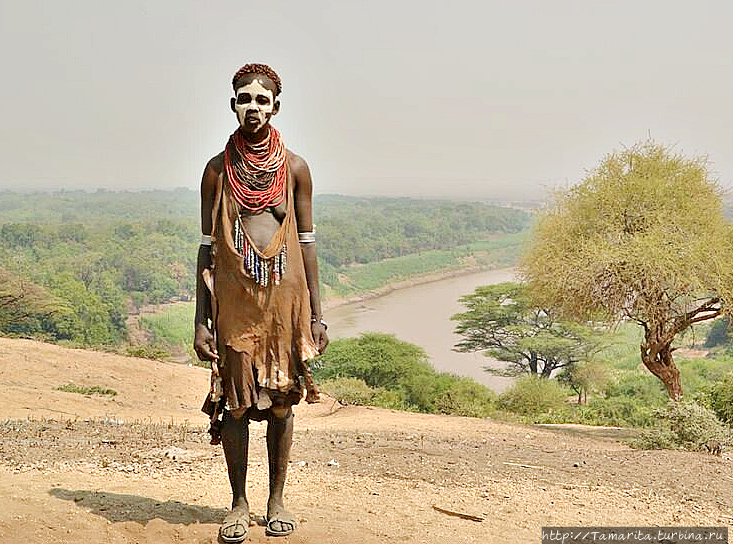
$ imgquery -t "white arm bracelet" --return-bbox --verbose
[201,234,212,246]
[298,231,315,243]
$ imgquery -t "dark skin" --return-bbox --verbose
[193,72,328,540]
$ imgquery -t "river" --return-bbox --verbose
[324,268,517,393]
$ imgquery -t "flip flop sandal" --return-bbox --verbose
[219,511,250,543]
[265,512,296,537]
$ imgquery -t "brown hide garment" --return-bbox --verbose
[202,163,320,420]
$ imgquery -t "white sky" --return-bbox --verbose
[1,0,732,200]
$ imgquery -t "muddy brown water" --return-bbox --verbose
[324,268,516,393]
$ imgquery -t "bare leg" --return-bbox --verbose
[220,411,250,541]
[266,405,296,535]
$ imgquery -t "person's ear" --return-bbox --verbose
[272,99,280,116]
[230,97,236,112]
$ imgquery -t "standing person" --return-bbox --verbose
[193,63,329,542]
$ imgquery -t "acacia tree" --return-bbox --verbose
[0,269,62,336]
[522,141,733,399]
[452,282,603,378]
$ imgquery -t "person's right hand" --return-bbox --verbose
[194,323,219,362]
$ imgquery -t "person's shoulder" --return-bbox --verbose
[205,152,225,175]
[286,149,310,178]
[201,152,223,197]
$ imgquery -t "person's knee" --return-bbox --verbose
[222,410,249,427]
[269,402,293,419]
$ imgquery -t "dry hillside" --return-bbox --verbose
[0,337,731,543]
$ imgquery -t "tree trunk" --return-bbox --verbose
[529,352,538,374]
[640,341,682,400]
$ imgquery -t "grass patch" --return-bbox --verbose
[56,383,117,397]
[327,232,526,297]
[139,304,195,347]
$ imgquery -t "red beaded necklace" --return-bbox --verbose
[223,125,287,211]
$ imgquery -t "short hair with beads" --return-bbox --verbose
[232,64,282,96]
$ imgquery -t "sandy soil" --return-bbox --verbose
[0,337,731,543]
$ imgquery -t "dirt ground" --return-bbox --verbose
[1,337,732,543]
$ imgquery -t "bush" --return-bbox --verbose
[678,357,732,397]
[125,343,173,361]
[313,333,433,389]
[372,389,410,411]
[628,400,730,451]
[704,317,730,348]
[56,383,117,397]
[315,334,498,416]
[709,370,733,425]
[604,370,667,405]
[319,377,377,406]
[434,377,496,418]
[497,375,569,415]
[579,397,656,427]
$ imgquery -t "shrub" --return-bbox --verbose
[604,370,667,405]
[56,383,117,397]
[709,370,733,425]
[319,377,377,406]
[628,400,730,451]
[372,389,410,411]
[434,377,496,418]
[316,333,497,417]
[312,333,433,389]
[678,357,732,396]
[704,317,730,348]
[579,397,656,427]
[497,375,569,415]
[125,343,172,361]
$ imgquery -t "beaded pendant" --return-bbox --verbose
[233,215,287,287]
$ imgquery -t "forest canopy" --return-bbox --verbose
[0,190,530,346]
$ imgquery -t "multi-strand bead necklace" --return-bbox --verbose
[223,125,287,211]
[224,125,288,287]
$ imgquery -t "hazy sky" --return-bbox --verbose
[1,0,732,199]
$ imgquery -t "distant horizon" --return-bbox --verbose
[3,1,733,203]
[0,183,552,203]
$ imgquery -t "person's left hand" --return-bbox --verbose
[311,322,329,354]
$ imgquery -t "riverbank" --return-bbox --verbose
[322,264,515,311]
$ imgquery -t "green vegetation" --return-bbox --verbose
[0,190,529,349]
[56,383,117,397]
[324,235,524,298]
[628,400,730,451]
[314,195,528,267]
[708,370,733,424]
[314,333,497,417]
[522,141,733,399]
[496,375,569,415]
[452,281,604,378]
[139,304,196,356]
[705,317,731,349]
[119,234,524,362]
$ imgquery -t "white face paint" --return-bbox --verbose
[234,79,275,133]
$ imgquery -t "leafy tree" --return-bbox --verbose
[0,269,64,337]
[452,282,603,378]
[704,317,730,349]
[708,370,733,425]
[497,375,569,415]
[522,141,733,399]
[557,359,612,404]
[313,333,496,414]
[313,332,434,388]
